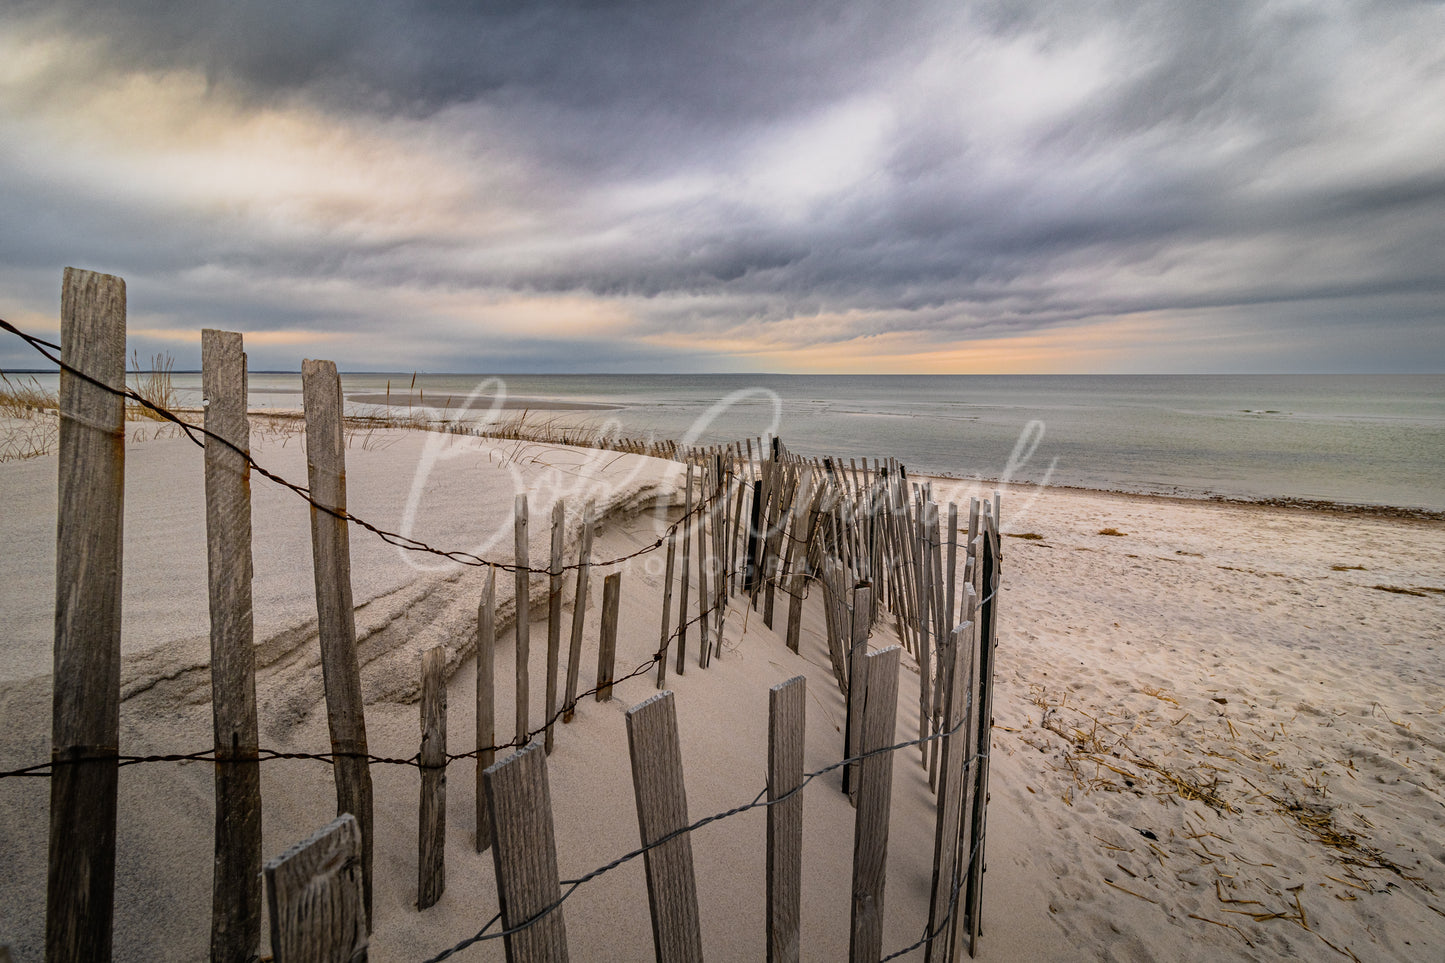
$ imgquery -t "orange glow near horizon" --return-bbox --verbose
[641,312,1202,373]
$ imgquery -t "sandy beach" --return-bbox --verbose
[1,418,1442,961]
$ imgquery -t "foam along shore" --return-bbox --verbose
[0,421,1440,960]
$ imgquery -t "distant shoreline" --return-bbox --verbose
[345,392,622,411]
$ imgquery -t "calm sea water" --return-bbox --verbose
[18,371,1445,512]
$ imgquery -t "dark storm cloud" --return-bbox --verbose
[2,0,1443,371]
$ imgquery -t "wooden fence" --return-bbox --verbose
[25,268,1003,962]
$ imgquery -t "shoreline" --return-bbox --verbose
[911,471,1445,523]
[344,392,623,411]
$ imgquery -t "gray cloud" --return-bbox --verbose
[2,0,1443,372]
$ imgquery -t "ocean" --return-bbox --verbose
[13,371,1445,513]
[216,372,1445,513]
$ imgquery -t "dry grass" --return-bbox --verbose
[0,371,60,461]
[1098,527,1128,536]
[1008,532,1046,540]
[0,371,57,415]
[126,352,178,421]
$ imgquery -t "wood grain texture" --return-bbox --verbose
[264,814,368,963]
[656,530,677,690]
[694,459,711,668]
[418,645,447,910]
[743,479,763,595]
[675,463,693,676]
[564,505,594,720]
[767,676,806,963]
[926,623,973,963]
[514,495,531,745]
[762,464,792,628]
[950,587,980,963]
[545,500,565,753]
[728,459,748,595]
[595,572,621,702]
[849,645,901,963]
[485,742,570,962]
[785,490,822,654]
[916,503,933,765]
[928,506,948,790]
[302,358,374,924]
[202,329,263,962]
[845,582,873,802]
[626,692,703,963]
[48,267,126,963]
[476,570,497,853]
[968,506,1001,957]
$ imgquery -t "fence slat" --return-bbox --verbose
[302,357,375,924]
[265,814,368,963]
[676,463,694,676]
[626,692,704,963]
[484,743,569,962]
[844,582,873,801]
[743,478,764,594]
[849,645,901,963]
[949,586,981,962]
[967,506,1001,957]
[595,572,622,702]
[657,530,677,689]
[564,504,595,720]
[202,328,263,962]
[545,500,566,753]
[476,570,497,853]
[515,494,531,744]
[767,677,806,963]
[696,460,712,668]
[47,267,126,963]
[925,623,972,963]
[418,645,447,909]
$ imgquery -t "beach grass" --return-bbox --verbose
[0,371,59,461]
[126,351,178,421]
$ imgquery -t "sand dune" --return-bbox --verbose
[1,424,1441,960]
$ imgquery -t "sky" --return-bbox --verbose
[1,0,1443,374]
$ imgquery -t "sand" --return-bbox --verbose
[1,419,1442,961]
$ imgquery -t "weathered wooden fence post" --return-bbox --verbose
[47,267,126,963]
[595,572,621,702]
[965,504,1001,956]
[514,494,531,744]
[265,814,368,963]
[545,499,566,753]
[564,504,595,720]
[926,622,973,963]
[476,569,497,853]
[844,582,873,801]
[657,530,678,689]
[202,328,263,962]
[626,692,704,963]
[849,645,901,963]
[418,645,447,909]
[303,358,375,923]
[675,462,694,676]
[767,676,806,963]
[696,459,713,668]
[485,742,570,962]
[743,478,764,593]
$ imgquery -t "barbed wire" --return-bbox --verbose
[0,316,727,576]
[422,697,991,962]
[4,316,1000,958]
